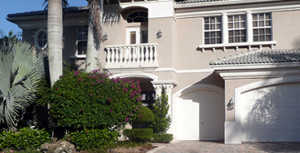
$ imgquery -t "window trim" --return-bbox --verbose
[200,12,276,52]
[74,26,88,58]
[34,29,47,50]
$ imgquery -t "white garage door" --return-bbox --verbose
[241,83,300,142]
[178,90,224,140]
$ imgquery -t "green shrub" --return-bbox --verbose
[0,127,50,151]
[49,69,142,131]
[123,128,153,142]
[150,93,171,133]
[132,106,154,128]
[152,133,173,143]
[67,129,119,151]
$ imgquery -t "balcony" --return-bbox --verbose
[105,43,159,73]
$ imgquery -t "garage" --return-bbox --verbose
[241,83,300,142]
[177,89,224,140]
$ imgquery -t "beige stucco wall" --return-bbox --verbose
[272,10,300,49]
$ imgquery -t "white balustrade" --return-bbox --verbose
[105,43,159,69]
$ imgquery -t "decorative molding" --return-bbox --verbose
[155,68,214,73]
[109,72,158,81]
[176,4,300,19]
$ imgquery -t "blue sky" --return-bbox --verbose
[0,0,87,35]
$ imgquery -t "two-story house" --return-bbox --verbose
[7,0,300,144]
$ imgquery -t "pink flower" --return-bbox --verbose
[87,131,89,133]
[56,87,59,90]
[121,84,125,87]
[97,79,101,84]
[134,109,136,111]
[10,150,14,153]
[137,106,139,109]
[115,98,117,100]
[140,114,142,117]
[59,75,63,78]
[110,110,112,113]
[108,98,111,101]
[75,83,78,86]
[90,94,93,97]
[129,113,132,116]
[78,78,82,81]
[111,105,113,107]
[91,82,95,86]
[137,97,141,101]
[74,71,79,76]
[126,117,129,122]
[124,88,128,92]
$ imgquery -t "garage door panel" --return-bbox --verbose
[178,89,224,140]
[241,83,300,142]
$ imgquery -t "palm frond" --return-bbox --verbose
[0,38,45,128]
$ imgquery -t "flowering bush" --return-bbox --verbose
[49,69,142,130]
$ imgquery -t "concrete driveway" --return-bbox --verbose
[149,141,300,153]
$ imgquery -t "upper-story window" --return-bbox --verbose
[228,15,246,43]
[204,16,221,44]
[253,13,272,42]
[77,26,88,56]
[127,11,148,23]
[34,29,48,50]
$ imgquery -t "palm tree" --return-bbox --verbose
[85,0,104,72]
[46,0,64,87]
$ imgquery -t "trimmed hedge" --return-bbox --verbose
[123,129,153,142]
[67,129,120,151]
[0,127,50,151]
[132,106,154,128]
[152,134,173,143]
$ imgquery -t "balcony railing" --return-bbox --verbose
[105,43,159,71]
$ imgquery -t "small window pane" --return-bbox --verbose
[234,16,239,21]
[211,39,215,44]
[235,37,240,42]
[205,32,209,38]
[205,24,209,30]
[211,24,215,30]
[229,31,233,36]
[259,21,264,26]
[253,21,257,27]
[259,29,264,34]
[241,22,246,28]
[235,23,239,28]
[216,17,221,22]
[259,14,264,20]
[241,30,245,35]
[205,39,210,44]
[216,24,221,29]
[217,38,221,44]
[235,30,240,35]
[253,14,258,20]
[266,35,271,41]
[254,36,259,42]
[265,13,271,19]
[260,35,265,41]
[266,28,271,35]
[204,18,209,23]
[216,31,221,37]
[253,29,258,35]
[241,15,246,21]
[211,32,215,37]
[229,37,234,43]
[265,20,271,26]
[211,18,215,23]
[228,23,233,29]
[228,16,233,22]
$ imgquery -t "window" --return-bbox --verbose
[34,29,47,50]
[228,15,246,43]
[127,11,148,23]
[77,26,88,56]
[204,17,222,44]
[253,13,272,42]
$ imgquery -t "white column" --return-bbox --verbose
[222,13,228,44]
[153,84,163,99]
[247,11,253,43]
[163,84,174,117]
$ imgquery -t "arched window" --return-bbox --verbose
[34,29,47,50]
[127,11,148,23]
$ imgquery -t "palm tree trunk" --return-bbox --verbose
[48,0,63,86]
[86,0,103,72]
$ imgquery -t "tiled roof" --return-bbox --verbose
[210,49,300,66]
[176,0,237,5]
[7,6,89,18]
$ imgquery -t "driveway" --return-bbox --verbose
[150,141,300,153]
